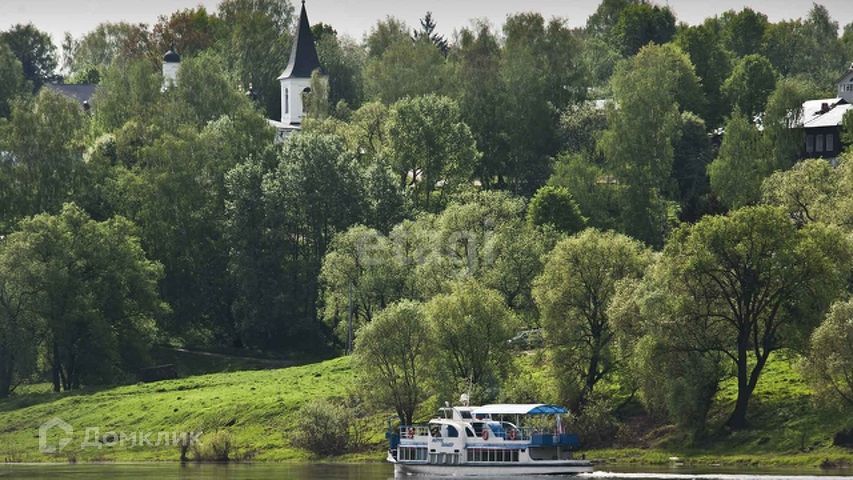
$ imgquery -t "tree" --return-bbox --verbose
[585,0,639,39]
[151,7,223,58]
[804,298,853,406]
[673,112,714,221]
[0,89,87,232]
[314,32,365,109]
[91,59,162,133]
[6,204,165,391]
[612,2,676,56]
[707,110,772,209]
[720,8,768,58]
[61,22,152,77]
[452,22,507,189]
[0,235,40,398]
[354,300,429,425]
[500,13,586,195]
[763,78,817,171]
[527,185,586,234]
[761,156,853,230]
[0,43,28,118]
[1,24,58,90]
[599,43,703,245]
[653,206,851,428]
[365,17,410,58]
[675,23,731,127]
[217,0,294,119]
[534,228,651,410]
[425,280,517,401]
[721,54,777,119]
[385,95,479,211]
[413,12,448,55]
[320,225,409,345]
[364,37,448,103]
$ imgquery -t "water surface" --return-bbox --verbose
[1,463,851,479]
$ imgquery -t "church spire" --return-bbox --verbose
[278,1,322,80]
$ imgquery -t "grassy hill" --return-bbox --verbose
[0,351,851,466]
[0,356,384,463]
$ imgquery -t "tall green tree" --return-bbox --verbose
[652,206,851,428]
[425,280,517,402]
[364,37,448,103]
[721,54,777,119]
[355,300,429,425]
[599,43,703,245]
[217,0,294,119]
[385,95,479,211]
[534,228,651,410]
[1,24,58,90]
[804,299,853,407]
[707,110,772,209]
[501,13,586,195]
[0,43,28,118]
[675,23,731,127]
[7,204,165,391]
[0,89,87,232]
[720,8,768,58]
[612,2,676,56]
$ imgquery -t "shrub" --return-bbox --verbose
[294,399,351,455]
[191,430,235,462]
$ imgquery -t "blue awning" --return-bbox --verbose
[472,404,568,416]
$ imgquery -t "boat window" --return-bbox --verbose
[447,426,459,437]
[460,410,472,419]
[429,425,442,437]
[465,427,475,438]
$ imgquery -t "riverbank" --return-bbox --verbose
[0,354,851,467]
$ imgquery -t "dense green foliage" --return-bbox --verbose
[2,0,853,455]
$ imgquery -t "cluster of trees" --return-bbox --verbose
[2,0,853,443]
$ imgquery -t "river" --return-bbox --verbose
[1,464,852,479]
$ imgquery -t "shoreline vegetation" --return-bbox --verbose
[1,353,851,469]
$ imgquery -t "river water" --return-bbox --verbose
[1,464,852,480]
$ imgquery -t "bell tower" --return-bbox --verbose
[278,1,324,127]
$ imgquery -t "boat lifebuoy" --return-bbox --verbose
[508,429,517,441]
[407,427,415,439]
[482,428,490,440]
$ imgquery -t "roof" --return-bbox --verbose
[163,46,181,63]
[834,64,853,85]
[278,2,323,80]
[473,404,568,416]
[800,98,852,129]
[43,83,97,105]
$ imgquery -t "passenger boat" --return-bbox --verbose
[387,400,594,476]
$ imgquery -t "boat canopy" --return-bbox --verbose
[473,404,568,416]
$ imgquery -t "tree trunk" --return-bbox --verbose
[0,351,12,399]
[51,342,61,393]
[726,340,751,429]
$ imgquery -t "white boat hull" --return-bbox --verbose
[392,460,594,476]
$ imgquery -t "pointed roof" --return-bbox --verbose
[163,44,181,63]
[278,1,323,80]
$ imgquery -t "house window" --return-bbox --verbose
[816,134,824,152]
[826,133,834,152]
[285,88,289,114]
[806,134,814,153]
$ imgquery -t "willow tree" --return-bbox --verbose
[533,228,652,410]
[654,206,850,428]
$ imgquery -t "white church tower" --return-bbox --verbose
[162,45,181,90]
[274,0,324,136]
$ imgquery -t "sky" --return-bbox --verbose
[4,0,853,49]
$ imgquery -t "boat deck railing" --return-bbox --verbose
[397,425,579,447]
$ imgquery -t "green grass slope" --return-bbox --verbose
[0,351,850,466]
[0,356,383,463]
[587,351,853,468]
